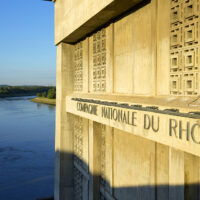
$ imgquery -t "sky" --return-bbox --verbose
[0,0,56,86]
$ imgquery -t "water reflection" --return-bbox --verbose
[48,105,55,111]
[0,96,55,200]
[36,103,42,108]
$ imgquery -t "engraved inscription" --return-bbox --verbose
[169,118,200,144]
[72,99,200,146]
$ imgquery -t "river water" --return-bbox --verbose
[0,96,55,200]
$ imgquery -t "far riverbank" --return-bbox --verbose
[31,97,56,105]
[0,86,54,98]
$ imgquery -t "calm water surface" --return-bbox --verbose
[0,96,55,200]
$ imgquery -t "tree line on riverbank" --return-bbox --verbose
[0,86,56,98]
[36,88,56,99]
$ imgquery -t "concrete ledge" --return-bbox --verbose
[55,0,149,44]
[66,94,200,157]
[66,93,200,112]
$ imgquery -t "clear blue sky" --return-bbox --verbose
[0,0,56,86]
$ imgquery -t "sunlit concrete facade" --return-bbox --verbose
[53,0,200,200]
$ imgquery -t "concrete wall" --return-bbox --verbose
[69,0,157,95]
[54,0,113,44]
[62,0,200,96]
[54,0,200,199]
[113,1,156,95]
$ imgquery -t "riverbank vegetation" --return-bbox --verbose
[31,97,56,105]
[0,86,55,98]
[36,88,56,99]
[31,88,56,105]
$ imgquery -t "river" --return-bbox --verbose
[0,96,55,200]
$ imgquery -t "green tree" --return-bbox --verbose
[36,93,42,97]
[47,88,56,99]
[42,91,47,98]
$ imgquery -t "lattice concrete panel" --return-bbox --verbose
[99,194,107,200]
[170,25,184,49]
[99,125,115,200]
[171,3,183,24]
[170,0,200,95]
[93,29,106,92]
[74,116,83,166]
[170,49,183,71]
[74,42,83,92]
[183,71,199,95]
[99,125,107,200]
[100,125,106,187]
[184,19,200,46]
[74,167,83,200]
[184,0,199,20]
[170,72,183,95]
[73,116,83,200]
[183,46,200,70]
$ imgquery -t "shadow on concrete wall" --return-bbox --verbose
[55,151,200,200]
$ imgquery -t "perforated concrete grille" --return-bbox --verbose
[170,0,200,95]
[74,42,83,92]
[73,167,83,200]
[100,125,106,186]
[93,28,106,92]
[73,116,83,200]
[99,125,115,200]
[99,193,107,200]
[74,116,83,166]
[99,125,107,200]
